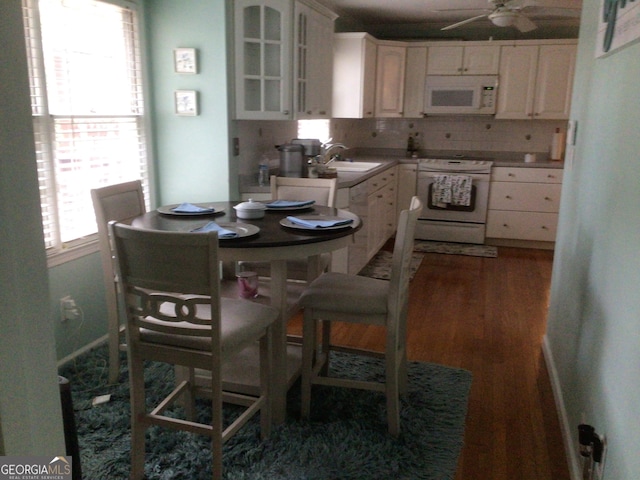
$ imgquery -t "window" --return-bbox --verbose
[22,0,150,260]
[297,119,330,144]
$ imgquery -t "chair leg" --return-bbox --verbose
[386,356,401,437]
[211,366,223,480]
[128,352,147,479]
[108,323,120,384]
[259,329,272,438]
[301,309,316,420]
[319,320,331,376]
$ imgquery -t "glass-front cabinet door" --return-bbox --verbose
[234,0,292,120]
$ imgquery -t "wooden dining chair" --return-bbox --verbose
[110,222,278,480]
[240,175,339,282]
[299,196,423,436]
[91,180,146,384]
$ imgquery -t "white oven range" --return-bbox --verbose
[415,157,493,244]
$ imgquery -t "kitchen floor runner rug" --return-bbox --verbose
[414,240,498,258]
[358,250,424,281]
[60,344,472,480]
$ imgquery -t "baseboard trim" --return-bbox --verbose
[57,334,108,368]
[542,334,582,480]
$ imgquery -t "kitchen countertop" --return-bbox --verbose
[241,149,564,194]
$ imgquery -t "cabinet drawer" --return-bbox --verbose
[487,210,558,242]
[492,167,563,183]
[367,168,396,194]
[489,182,561,212]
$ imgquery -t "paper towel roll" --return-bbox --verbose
[550,129,565,161]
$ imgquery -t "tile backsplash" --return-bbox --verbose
[235,117,567,190]
[330,117,567,154]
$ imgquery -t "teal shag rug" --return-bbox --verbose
[60,345,472,479]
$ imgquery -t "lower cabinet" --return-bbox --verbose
[396,163,417,217]
[486,167,563,243]
[348,167,397,274]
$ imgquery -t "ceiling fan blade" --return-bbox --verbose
[514,14,538,32]
[441,14,488,31]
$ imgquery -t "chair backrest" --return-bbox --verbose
[110,222,221,342]
[270,175,338,207]
[91,180,146,285]
[388,196,423,336]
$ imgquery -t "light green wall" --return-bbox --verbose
[546,1,640,478]
[145,0,233,205]
[45,0,234,361]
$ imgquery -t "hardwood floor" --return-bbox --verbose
[289,246,570,480]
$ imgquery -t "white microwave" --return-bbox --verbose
[424,75,498,115]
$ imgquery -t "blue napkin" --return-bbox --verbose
[286,216,353,229]
[190,222,238,238]
[266,199,315,208]
[172,202,215,214]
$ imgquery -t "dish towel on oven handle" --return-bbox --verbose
[432,174,452,207]
[451,175,472,207]
[432,174,472,207]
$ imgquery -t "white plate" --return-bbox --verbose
[212,222,260,239]
[158,203,223,216]
[280,215,356,231]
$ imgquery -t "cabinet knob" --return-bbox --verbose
[306,110,312,115]
[503,223,509,227]
[541,225,549,230]
[544,196,551,201]
[505,195,512,199]
[319,110,326,115]
[508,173,515,177]
[547,174,555,179]
[283,110,289,115]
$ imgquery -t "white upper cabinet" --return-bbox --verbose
[427,45,500,75]
[403,46,428,118]
[234,0,292,120]
[332,33,377,118]
[374,43,406,117]
[233,0,335,120]
[532,44,577,119]
[294,1,336,119]
[496,43,576,120]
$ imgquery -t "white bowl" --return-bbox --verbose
[233,199,266,219]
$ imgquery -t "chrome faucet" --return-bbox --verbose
[321,143,349,164]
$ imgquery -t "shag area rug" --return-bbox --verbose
[60,345,472,480]
[414,241,498,258]
[358,251,425,281]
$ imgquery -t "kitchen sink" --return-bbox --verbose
[328,161,382,172]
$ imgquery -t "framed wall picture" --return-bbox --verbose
[175,90,198,116]
[174,48,198,74]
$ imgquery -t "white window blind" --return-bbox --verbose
[22,0,149,252]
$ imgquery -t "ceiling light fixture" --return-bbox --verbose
[489,10,517,28]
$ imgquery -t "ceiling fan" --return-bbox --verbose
[438,0,580,33]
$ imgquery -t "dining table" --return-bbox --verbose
[131,200,361,424]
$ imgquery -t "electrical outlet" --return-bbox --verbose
[60,295,80,322]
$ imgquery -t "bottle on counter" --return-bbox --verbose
[258,155,269,186]
[406,135,415,157]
